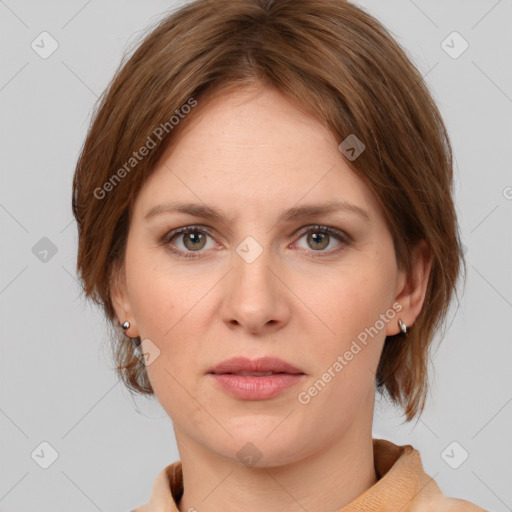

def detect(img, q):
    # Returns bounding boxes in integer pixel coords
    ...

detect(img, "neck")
[175,404,378,511]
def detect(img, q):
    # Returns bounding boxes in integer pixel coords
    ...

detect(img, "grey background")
[1,0,511,511]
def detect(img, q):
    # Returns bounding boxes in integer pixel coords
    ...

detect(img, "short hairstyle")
[72,0,465,422]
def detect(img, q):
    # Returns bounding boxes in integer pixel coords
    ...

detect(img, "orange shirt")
[131,438,487,511]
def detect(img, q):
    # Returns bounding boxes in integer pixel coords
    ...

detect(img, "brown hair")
[72,0,465,422]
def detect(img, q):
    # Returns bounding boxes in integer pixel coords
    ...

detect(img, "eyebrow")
[144,200,370,223]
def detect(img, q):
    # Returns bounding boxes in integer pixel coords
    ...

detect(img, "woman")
[72,0,486,510]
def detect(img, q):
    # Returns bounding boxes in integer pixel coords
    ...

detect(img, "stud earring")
[398,318,407,335]
[121,320,130,331]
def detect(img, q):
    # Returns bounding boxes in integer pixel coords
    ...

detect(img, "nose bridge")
[233,234,275,299]
[222,233,288,332]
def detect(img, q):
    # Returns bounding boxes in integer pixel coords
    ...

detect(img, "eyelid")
[161,224,215,241]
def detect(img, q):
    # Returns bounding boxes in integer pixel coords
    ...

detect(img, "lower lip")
[208,373,305,400]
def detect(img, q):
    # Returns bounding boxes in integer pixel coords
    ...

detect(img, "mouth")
[207,357,306,400]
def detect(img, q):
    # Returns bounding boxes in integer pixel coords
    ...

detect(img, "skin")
[111,83,432,511]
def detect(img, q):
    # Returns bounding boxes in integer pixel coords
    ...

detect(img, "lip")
[207,356,306,400]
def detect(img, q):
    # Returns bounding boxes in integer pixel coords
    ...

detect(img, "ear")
[110,261,139,338]
[386,240,433,336]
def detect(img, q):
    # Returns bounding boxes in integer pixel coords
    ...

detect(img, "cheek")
[124,246,215,390]
[293,258,394,406]
[125,254,210,425]
[125,244,204,339]
[295,261,393,348]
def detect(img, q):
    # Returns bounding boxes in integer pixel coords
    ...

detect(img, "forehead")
[133,86,381,224]
[169,85,334,151]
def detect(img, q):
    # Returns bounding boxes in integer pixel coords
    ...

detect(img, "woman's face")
[113,85,411,466]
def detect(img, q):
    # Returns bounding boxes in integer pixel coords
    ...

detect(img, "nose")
[220,244,291,335]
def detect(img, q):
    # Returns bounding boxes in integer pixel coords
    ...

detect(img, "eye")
[161,226,217,258]
[293,225,350,255]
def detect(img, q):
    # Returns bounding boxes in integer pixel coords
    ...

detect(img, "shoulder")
[407,495,488,512]
[372,439,487,512]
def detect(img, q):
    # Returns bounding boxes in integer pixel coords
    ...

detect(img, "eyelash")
[160,224,352,259]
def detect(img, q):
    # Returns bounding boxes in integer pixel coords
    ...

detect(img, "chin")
[217,441,306,469]
[204,424,312,469]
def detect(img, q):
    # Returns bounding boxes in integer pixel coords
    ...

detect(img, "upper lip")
[208,356,304,375]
